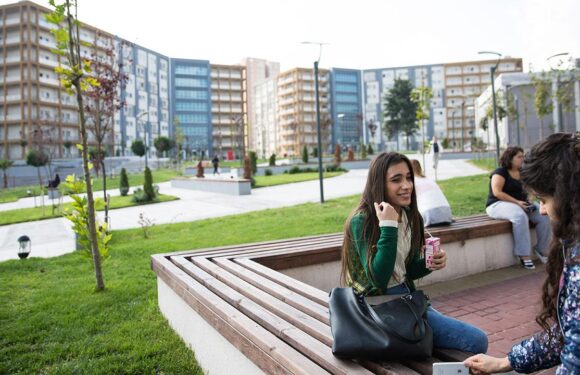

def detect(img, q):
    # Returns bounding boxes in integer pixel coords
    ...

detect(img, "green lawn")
[468,157,496,172]
[0,194,178,226]
[254,171,343,188]
[0,168,182,204]
[0,173,488,374]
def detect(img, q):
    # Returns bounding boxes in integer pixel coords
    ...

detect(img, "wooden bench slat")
[174,257,372,375]
[153,255,329,375]
[235,258,329,306]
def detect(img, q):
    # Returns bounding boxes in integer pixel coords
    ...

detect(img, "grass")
[0,168,182,204]
[254,171,343,188]
[0,194,178,226]
[0,173,488,373]
[439,174,488,216]
[468,157,496,172]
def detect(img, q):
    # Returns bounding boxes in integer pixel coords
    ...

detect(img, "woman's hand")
[374,202,399,222]
[516,200,530,210]
[464,354,511,374]
[430,249,447,270]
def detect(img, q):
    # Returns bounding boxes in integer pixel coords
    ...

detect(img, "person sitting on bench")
[47,173,60,188]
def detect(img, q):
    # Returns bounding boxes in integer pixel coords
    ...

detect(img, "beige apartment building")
[277,67,331,158]
[210,64,247,159]
[442,58,522,149]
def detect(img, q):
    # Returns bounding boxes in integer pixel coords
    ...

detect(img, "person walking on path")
[485,146,552,269]
[430,136,441,170]
[465,132,580,375]
[211,155,220,175]
[340,151,488,354]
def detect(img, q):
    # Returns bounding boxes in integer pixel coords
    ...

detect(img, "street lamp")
[137,111,149,169]
[547,52,570,132]
[478,51,502,164]
[302,41,328,204]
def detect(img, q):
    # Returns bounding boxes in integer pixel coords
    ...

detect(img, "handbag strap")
[362,292,427,344]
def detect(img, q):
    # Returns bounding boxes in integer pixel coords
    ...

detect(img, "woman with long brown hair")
[341,152,488,353]
[465,133,580,373]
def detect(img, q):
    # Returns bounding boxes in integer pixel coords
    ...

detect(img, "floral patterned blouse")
[508,241,580,374]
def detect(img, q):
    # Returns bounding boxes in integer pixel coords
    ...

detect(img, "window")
[176,89,208,100]
[177,113,208,124]
[176,101,208,111]
[175,77,208,88]
[175,65,208,75]
[335,73,357,83]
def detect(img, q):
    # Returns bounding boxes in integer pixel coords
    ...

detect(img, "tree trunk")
[3,171,7,188]
[395,130,400,151]
[539,117,544,140]
[102,158,109,228]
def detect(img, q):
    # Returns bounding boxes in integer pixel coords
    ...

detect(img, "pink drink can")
[425,237,441,268]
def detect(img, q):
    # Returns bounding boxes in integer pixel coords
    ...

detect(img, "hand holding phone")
[433,362,469,375]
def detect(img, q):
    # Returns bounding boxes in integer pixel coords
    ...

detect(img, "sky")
[5,0,580,72]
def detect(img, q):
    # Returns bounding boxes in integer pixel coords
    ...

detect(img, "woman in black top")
[485,147,551,269]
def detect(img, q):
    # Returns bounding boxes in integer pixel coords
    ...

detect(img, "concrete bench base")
[171,177,251,195]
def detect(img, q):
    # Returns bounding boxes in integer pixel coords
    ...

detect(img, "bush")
[131,188,148,203]
[312,147,318,158]
[347,147,354,161]
[334,144,342,165]
[301,145,309,164]
[360,144,367,159]
[326,164,347,172]
[143,167,155,201]
[119,168,129,196]
[269,153,276,166]
[249,151,258,175]
[367,143,374,155]
[288,166,301,174]
[264,169,273,176]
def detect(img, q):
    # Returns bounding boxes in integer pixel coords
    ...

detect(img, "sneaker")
[520,258,536,270]
[534,250,548,264]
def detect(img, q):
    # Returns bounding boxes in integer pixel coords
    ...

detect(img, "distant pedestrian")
[430,136,441,170]
[47,173,60,188]
[212,155,220,175]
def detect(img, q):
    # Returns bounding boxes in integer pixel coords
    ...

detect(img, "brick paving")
[432,271,557,374]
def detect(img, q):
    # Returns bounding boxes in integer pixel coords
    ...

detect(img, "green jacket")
[347,213,431,295]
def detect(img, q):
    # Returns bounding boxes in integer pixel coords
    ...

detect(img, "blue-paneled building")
[329,68,363,151]
[169,58,212,158]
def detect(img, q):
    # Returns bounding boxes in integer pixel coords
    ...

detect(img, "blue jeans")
[486,201,552,257]
[386,284,488,354]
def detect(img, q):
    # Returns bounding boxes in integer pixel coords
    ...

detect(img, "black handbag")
[328,288,433,360]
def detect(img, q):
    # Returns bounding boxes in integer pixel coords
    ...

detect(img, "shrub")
[248,151,258,175]
[301,145,309,164]
[119,168,129,196]
[334,144,342,165]
[326,164,347,172]
[131,188,149,203]
[269,153,276,166]
[288,166,301,174]
[143,167,155,201]
[312,147,318,158]
[265,169,273,176]
[196,161,204,178]
[243,155,251,179]
[360,144,367,159]
[367,143,374,155]
[347,147,354,161]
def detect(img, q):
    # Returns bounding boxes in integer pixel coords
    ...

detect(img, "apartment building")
[210,64,246,160]
[253,78,278,159]
[329,68,363,151]
[0,1,170,160]
[443,58,522,150]
[277,67,331,157]
[241,57,279,155]
[169,58,212,158]
[362,58,522,151]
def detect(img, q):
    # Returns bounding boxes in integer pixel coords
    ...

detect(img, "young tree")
[119,167,129,196]
[360,143,367,159]
[268,153,276,167]
[347,147,354,161]
[143,167,155,201]
[411,86,433,167]
[0,159,14,188]
[248,151,258,175]
[131,139,146,160]
[301,145,309,164]
[334,144,342,165]
[26,149,49,192]
[383,78,418,150]
[367,143,374,155]
[154,136,174,168]
[532,72,553,139]
[48,0,105,291]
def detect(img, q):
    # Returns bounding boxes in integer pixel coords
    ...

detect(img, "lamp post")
[302,41,328,204]
[137,111,149,169]
[478,51,502,164]
[547,52,570,133]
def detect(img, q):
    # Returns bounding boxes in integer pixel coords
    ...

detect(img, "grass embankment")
[0,168,182,204]
[254,171,343,188]
[0,194,178,226]
[0,173,489,374]
[468,157,496,172]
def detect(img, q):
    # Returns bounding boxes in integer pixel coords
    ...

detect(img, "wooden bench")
[151,214,531,374]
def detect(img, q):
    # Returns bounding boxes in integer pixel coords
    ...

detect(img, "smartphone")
[433,362,469,375]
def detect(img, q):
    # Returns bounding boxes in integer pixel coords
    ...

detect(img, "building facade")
[277,67,331,158]
[329,68,363,152]
[210,64,246,160]
[242,57,280,156]
[253,78,278,159]
[169,58,211,158]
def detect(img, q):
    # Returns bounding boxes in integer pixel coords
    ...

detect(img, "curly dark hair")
[520,132,580,336]
[499,146,524,169]
[340,152,424,288]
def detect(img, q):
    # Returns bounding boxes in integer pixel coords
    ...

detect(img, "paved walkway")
[429,267,556,374]
[0,156,486,262]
